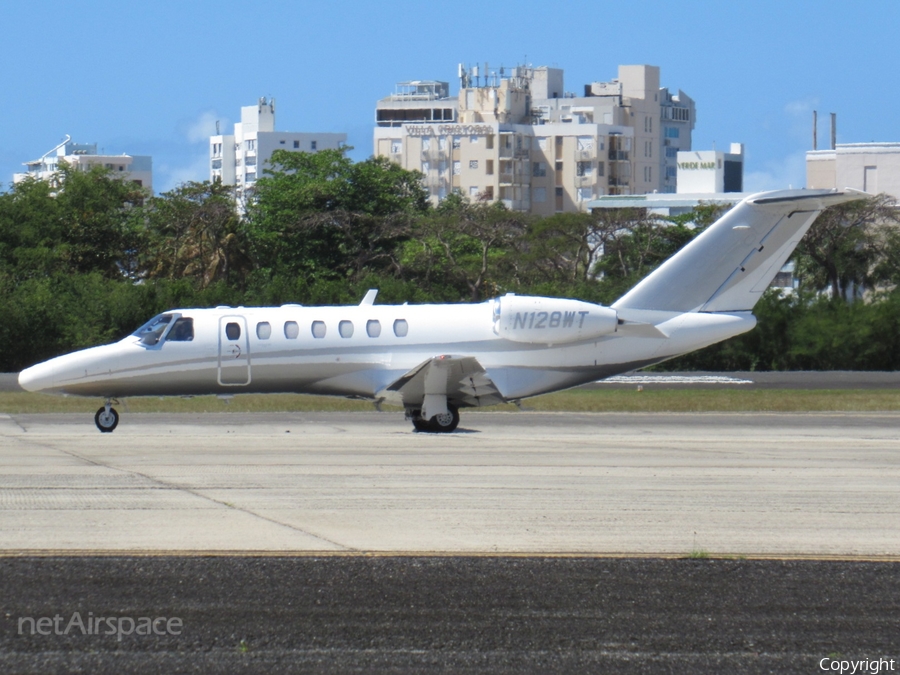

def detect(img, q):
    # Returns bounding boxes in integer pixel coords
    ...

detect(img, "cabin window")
[393,319,409,337]
[366,320,381,338]
[225,322,241,340]
[166,318,194,342]
[284,321,299,339]
[256,322,271,340]
[311,321,326,339]
[133,313,174,346]
[339,320,354,338]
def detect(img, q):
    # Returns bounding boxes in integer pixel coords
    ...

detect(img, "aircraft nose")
[18,361,56,393]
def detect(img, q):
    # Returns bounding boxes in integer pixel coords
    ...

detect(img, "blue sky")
[2,0,898,194]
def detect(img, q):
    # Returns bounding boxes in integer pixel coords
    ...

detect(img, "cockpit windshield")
[132,314,175,345]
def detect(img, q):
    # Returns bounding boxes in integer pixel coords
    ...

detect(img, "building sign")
[677,161,716,171]
[405,124,494,137]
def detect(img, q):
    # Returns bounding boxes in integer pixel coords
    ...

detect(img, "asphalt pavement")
[2,555,898,674]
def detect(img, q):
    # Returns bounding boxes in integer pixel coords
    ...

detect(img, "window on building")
[485,135,494,149]
[339,320,354,338]
[245,172,256,183]
[578,187,592,202]
[597,162,605,177]
[284,321,300,339]
[486,160,494,175]
[576,161,592,177]
[293,140,300,149]
[246,139,256,151]
[666,147,678,158]
[533,187,547,203]
[311,321,326,339]
[452,136,461,149]
[391,140,402,154]
[439,160,448,173]
[452,161,461,175]
[483,186,494,199]
[439,137,448,151]
[311,140,317,151]
[256,322,271,340]
[665,127,680,139]
[470,186,479,197]
[422,161,430,173]
[537,138,548,151]
[533,162,547,177]
[666,165,677,178]
[555,161,563,173]
[469,160,478,169]
[422,137,431,151]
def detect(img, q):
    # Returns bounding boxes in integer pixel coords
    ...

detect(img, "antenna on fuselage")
[359,289,378,306]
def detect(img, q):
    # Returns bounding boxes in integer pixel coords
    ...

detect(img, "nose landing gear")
[94,401,119,433]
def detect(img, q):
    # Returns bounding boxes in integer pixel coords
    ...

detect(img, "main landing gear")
[408,406,460,433]
[95,400,119,433]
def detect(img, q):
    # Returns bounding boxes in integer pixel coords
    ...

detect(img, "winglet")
[359,289,378,306]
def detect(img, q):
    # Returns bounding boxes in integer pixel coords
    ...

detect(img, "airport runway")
[1,411,898,556]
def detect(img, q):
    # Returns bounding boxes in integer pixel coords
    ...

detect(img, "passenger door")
[218,316,251,386]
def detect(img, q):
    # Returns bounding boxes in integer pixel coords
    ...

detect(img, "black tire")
[428,406,460,433]
[95,406,119,433]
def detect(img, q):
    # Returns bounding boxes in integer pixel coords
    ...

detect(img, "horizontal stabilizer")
[612,189,868,313]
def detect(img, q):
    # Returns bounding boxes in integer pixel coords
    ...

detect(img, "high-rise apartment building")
[373,64,694,214]
[14,136,153,192]
[210,97,346,206]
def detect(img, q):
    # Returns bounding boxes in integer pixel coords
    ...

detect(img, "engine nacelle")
[493,294,619,344]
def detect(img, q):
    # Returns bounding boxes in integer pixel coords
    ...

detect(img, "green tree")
[245,149,428,282]
[793,194,900,300]
[139,181,251,289]
[398,199,528,302]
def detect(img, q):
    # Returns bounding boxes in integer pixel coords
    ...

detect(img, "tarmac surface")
[2,409,898,672]
[1,410,899,556]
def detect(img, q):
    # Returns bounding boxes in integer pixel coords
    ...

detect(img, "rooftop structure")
[13,136,153,192]
[808,143,900,199]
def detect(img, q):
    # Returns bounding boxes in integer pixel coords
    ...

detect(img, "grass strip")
[2,389,900,414]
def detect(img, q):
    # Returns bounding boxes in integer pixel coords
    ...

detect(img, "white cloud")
[784,98,818,118]
[156,153,211,193]
[184,111,225,144]
[744,151,808,192]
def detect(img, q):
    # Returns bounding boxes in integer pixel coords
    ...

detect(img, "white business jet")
[19,188,862,433]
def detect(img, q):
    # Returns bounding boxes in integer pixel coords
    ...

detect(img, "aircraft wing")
[379,355,506,409]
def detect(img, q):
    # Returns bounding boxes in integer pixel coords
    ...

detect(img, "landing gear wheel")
[95,406,119,433]
[410,410,431,432]
[428,406,460,433]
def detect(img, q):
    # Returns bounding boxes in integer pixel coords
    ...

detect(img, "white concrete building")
[374,64,695,215]
[14,136,153,192]
[676,144,744,194]
[210,97,347,206]
[807,143,900,199]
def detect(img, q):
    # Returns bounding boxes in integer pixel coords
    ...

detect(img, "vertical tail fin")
[612,188,867,313]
